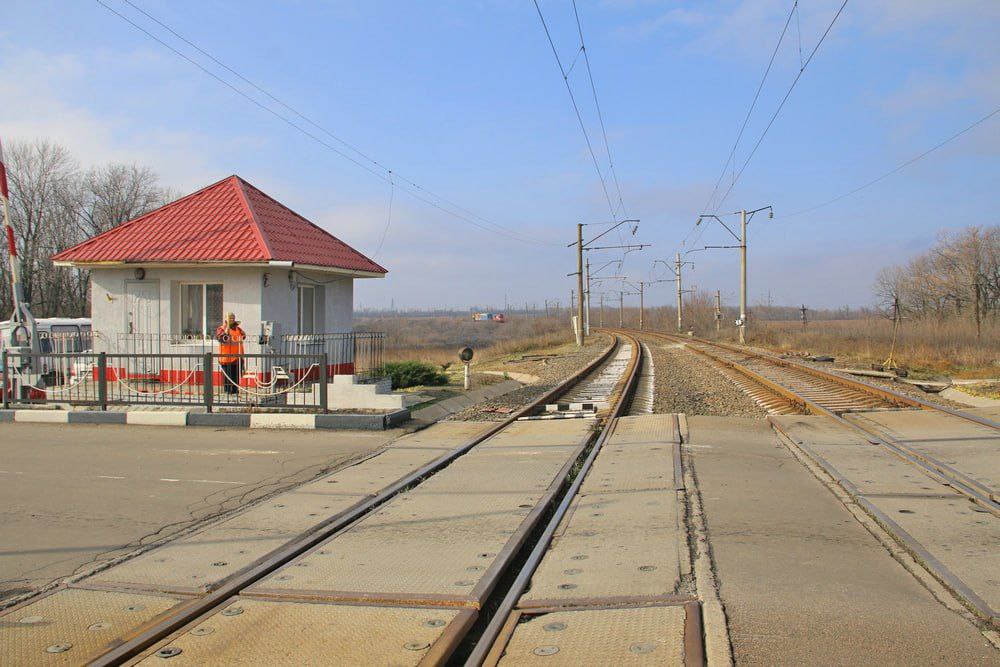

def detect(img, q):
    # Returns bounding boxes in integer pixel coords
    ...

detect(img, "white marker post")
[459,346,474,391]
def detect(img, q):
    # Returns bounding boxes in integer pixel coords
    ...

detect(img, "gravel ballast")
[643,336,767,418]
[447,336,611,421]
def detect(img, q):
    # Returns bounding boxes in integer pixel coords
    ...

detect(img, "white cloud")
[0,47,245,192]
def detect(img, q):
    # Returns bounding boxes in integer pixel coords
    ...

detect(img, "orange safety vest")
[216,325,246,364]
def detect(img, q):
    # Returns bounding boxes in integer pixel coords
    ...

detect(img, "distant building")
[52,175,387,352]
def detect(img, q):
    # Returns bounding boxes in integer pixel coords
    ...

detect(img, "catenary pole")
[675,252,683,332]
[576,223,584,345]
[739,209,748,344]
[638,282,644,331]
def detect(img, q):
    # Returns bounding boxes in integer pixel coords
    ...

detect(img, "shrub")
[379,361,449,389]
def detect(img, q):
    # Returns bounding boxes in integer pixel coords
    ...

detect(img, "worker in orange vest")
[216,312,246,396]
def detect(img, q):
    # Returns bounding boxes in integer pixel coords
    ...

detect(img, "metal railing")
[280,331,384,381]
[112,331,385,382]
[116,333,260,356]
[2,351,328,412]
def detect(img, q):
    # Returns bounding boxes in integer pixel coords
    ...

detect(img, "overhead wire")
[781,106,1000,219]
[97,0,557,247]
[532,0,619,222]
[702,1,798,216]
[373,172,395,258]
[713,0,850,213]
[572,0,628,221]
[680,0,848,256]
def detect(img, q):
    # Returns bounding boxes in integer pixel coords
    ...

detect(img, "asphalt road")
[0,423,397,601]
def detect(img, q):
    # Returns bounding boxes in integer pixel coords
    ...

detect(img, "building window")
[180,283,223,337]
[298,285,315,334]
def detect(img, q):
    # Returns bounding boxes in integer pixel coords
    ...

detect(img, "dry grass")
[356,314,573,368]
[743,318,998,378]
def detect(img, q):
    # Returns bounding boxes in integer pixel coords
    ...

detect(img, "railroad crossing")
[1,331,997,664]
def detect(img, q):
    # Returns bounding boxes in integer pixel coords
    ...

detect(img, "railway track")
[638,330,999,511]
[633,329,1000,628]
[2,332,655,665]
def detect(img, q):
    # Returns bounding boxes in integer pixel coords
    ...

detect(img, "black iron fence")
[1,351,329,412]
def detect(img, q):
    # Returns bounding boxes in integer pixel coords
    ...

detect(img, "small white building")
[52,175,387,357]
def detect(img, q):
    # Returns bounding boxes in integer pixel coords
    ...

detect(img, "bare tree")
[1,139,171,318]
[78,163,171,237]
[873,225,999,321]
[1,139,81,317]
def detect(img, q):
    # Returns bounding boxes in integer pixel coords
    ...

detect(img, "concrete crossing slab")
[291,447,443,497]
[133,598,473,666]
[88,491,370,594]
[689,415,996,664]
[772,415,952,496]
[246,490,547,607]
[519,490,682,605]
[847,410,999,497]
[487,603,696,666]
[580,443,677,494]
[418,447,579,494]
[478,419,595,449]
[861,494,1000,619]
[607,413,679,445]
[388,421,495,450]
[0,588,189,664]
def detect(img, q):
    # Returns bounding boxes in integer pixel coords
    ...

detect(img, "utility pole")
[715,290,722,332]
[698,205,772,345]
[599,293,605,327]
[675,252,683,332]
[638,282,645,331]
[575,223,585,346]
[584,257,591,336]
[739,209,748,344]
[619,291,624,328]
[800,304,808,330]
[570,219,645,336]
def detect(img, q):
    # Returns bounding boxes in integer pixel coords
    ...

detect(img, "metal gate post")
[1,349,8,409]
[97,352,108,411]
[319,353,328,412]
[203,353,214,413]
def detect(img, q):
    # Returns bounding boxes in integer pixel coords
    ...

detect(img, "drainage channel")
[0,334,631,665]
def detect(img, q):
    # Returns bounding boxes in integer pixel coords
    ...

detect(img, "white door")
[124,281,160,371]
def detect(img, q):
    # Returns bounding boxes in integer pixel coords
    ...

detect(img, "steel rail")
[695,335,998,430]
[87,334,626,666]
[464,331,644,666]
[638,330,999,516]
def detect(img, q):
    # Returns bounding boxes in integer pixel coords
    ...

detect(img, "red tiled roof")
[52,175,387,275]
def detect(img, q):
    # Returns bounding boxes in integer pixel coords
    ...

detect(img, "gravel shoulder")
[446,335,612,421]
[643,336,766,418]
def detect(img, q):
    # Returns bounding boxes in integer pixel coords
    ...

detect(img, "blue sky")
[2,0,997,309]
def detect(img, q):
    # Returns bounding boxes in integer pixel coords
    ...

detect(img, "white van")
[0,317,93,353]
[1,318,93,388]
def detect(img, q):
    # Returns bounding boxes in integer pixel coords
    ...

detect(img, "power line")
[96,0,557,247]
[781,106,1000,219]
[703,1,798,215]
[532,0,618,221]
[571,0,628,220]
[373,172,395,258]
[713,0,850,212]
